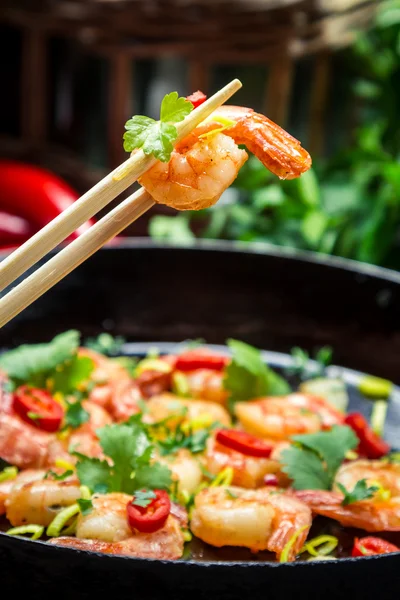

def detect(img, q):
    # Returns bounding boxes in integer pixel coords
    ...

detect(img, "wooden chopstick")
[0,78,242,293]
[0,78,243,328]
[0,188,154,329]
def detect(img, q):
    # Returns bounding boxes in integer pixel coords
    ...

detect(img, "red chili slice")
[127,489,171,534]
[344,412,390,459]
[13,385,64,432]
[216,429,273,458]
[352,536,399,557]
[186,91,207,108]
[175,350,229,372]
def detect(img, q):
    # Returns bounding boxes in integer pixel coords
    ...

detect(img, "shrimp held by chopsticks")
[139,103,312,211]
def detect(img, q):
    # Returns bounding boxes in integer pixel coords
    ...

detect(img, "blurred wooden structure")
[0,0,379,203]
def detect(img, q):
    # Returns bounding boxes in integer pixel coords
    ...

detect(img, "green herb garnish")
[123,92,193,162]
[84,333,126,357]
[337,479,379,505]
[281,425,358,490]
[44,469,74,481]
[132,489,157,508]
[77,498,94,516]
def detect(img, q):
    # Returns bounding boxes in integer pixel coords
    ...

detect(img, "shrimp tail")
[216,106,312,180]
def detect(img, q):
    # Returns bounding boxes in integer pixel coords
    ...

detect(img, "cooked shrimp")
[205,434,282,489]
[139,105,311,212]
[146,393,231,428]
[49,492,186,560]
[296,489,400,532]
[139,132,248,210]
[190,486,311,560]
[182,369,228,405]
[0,469,45,515]
[157,449,203,495]
[0,412,55,469]
[334,459,400,497]
[235,394,344,441]
[5,473,81,526]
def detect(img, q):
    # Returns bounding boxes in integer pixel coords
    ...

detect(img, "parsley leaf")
[281,425,358,490]
[337,479,379,505]
[223,339,290,408]
[123,92,193,162]
[84,333,126,356]
[132,489,156,508]
[50,355,94,396]
[0,330,80,388]
[75,420,172,495]
[77,498,93,516]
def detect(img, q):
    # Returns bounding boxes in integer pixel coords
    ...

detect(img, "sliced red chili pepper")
[216,429,273,458]
[264,474,279,486]
[352,536,399,557]
[344,412,390,459]
[186,91,207,108]
[127,489,171,534]
[175,350,229,372]
[13,385,64,432]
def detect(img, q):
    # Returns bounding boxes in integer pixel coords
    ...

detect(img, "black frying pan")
[1,239,400,600]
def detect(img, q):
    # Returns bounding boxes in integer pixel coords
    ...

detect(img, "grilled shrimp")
[157,449,203,495]
[146,393,231,428]
[190,486,311,560]
[5,473,81,526]
[296,459,400,532]
[49,492,186,559]
[139,132,248,210]
[0,469,45,515]
[182,369,228,405]
[235,394,344,441]
[205,434,282,489]
[139,105,311,211]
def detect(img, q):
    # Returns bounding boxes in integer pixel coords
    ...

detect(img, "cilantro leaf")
[64,396,90,429]
[160,92,193,123]
[77,498,93,516]
[134,463,172,492]
[51,355,94,396]
[75,455,112,494]
[157,424,211,456]
[0,330,80,387]
[132,489,156,508]
[84,333,126,356]
[281,425,358,490]
[123,92,193,162]
[337,479,379,505]
[224,339,290,408]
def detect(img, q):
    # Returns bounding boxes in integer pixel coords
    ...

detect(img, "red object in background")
[174,350,230,372]
[352,537,399,557]
[344,412,390,459]
[186,91,207,108]
[0,161,91,250]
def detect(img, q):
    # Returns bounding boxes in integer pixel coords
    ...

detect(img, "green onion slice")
[46,503,80,537]
[280,525,308,563]
[7,524,44,541]
[300,535,338,557]
[210,467,234,487]
[0,466,18,483]
[370,400,388,437]
[358,376,392,400]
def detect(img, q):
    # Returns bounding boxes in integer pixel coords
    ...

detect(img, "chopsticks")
[0,78,242,329]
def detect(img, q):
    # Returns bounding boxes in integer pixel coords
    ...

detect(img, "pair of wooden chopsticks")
[0,79,242,329]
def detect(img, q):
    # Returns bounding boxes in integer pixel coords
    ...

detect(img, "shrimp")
[139,105,311,212]
[296,459,400,532]
[157,449,203,495]
[190,486,311,560]
[235,394,344,441]
[205,434,282,489]
[182,369,228,405]
[49,492,186,560]
[146,393,231,429]
[5,473,81,526]
[0,412,55,469]
[139,132,248,211]
[0,469,45,515]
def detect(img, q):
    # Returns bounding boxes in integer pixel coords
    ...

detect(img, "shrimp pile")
[0,333,398,563]
[139,104,311,211]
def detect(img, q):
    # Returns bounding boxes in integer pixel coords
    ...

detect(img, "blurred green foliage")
[149,1,400,268]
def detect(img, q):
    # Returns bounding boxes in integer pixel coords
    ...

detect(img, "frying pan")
[1,239,400,600]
